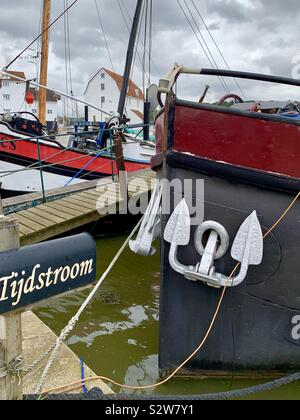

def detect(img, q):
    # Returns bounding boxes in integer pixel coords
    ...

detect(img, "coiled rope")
[0,356,24,385]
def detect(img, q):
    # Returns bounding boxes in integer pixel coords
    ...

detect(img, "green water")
[35,235,299,400]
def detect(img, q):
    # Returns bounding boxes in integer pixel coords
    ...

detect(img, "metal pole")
[117,0,144,119]
[0,192,22,400]
[37,139,46,202]
[143,101,150,141]
[84,106,89,133]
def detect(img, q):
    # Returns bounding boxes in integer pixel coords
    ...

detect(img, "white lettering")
[36,273,46,291]
[53,267,63,285]
[11,279,25,306]
[24,264,40,294]
[0,273,15,302]
[80,260,93,276]
[61,266,71,282]
[45,267,54,287]
[70,263,80,279]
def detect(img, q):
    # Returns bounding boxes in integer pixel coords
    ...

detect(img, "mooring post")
[0,193,22,400]
[114,134,128,213]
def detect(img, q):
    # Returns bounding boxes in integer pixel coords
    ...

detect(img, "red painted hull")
[155,102,300,180]
[0,133,149,177]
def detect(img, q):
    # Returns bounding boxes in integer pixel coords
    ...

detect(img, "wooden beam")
[38,0,51,126]
[0,217,22,400]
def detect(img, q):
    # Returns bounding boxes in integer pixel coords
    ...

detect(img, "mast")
[117,0,144,121]
[38,0,51,126]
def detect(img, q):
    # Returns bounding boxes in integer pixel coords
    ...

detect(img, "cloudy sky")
[1,0,300,111]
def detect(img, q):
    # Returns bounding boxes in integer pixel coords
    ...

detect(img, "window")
[101,73,105,79]
[3,94,10,101]
[101,96,105,104]
[2,81,9,87]
[47,109,53,115]
[101,83,105,91]
[3,109,10,113]
[32,109,37,114]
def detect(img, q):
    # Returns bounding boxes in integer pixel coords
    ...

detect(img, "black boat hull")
[158,157,300,378]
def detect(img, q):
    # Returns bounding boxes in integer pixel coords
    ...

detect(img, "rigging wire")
[36,0,44,82]
[191,0,247,100]
[148,0,153,88]
[94,0,115,73]
[63,0,70,124]
[66,0,76,119]
[124,0,147,115]
[143,0,149,96]
[118,0,161,78]
[177,0,230,95]
[4,0,79,71]
[117,0,147,81]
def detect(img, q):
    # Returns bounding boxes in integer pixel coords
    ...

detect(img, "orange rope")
[42,191,300,395]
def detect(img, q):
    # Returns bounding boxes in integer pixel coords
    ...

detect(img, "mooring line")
[33,216,144,395]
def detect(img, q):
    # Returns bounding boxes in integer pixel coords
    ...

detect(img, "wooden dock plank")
[53,199,91,215]
[26,207,66,225]
[61,197,97,212]
[17,223,36,237]
[35,204,76,221]
[46,201,83,217]
[17,211,53,229]
[11,169,156,245]
[15,213,47,233]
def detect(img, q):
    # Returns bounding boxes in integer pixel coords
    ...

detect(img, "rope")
[33,217,143,394]
[31,371,300,400]
[0,356,24,385]
[23,345,56,376]
[4,0,79,71]
[40,190,300,397]
[0,366,7,380]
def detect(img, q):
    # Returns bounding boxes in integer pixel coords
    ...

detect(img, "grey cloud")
[0,0,300,105]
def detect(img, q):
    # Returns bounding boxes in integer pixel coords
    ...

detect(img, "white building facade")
[0,71,60,123]
[84,68,144,125]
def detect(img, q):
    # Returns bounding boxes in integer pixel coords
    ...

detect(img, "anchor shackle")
[195,221,230,260]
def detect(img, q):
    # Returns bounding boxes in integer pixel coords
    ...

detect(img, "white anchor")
[129,182,162,256]
[164,199,264,288]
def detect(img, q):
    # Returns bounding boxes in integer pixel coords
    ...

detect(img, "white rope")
[23,344,56,376]
[34,217,143,395]
[0,365,7,379]
[0,356,24,384]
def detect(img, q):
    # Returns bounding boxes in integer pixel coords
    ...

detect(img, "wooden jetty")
[3,169,155,246]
